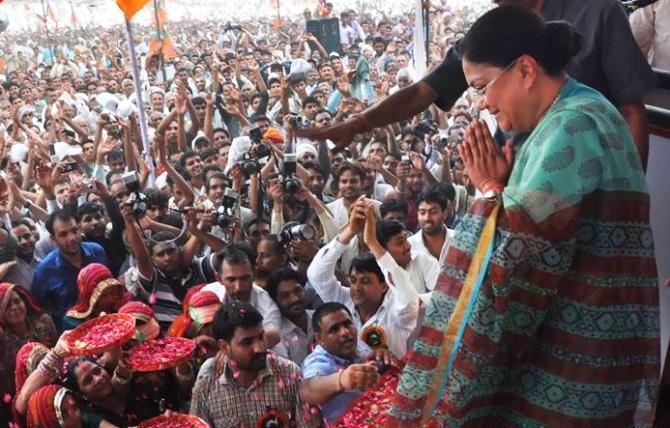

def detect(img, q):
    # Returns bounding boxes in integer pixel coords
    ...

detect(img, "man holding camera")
[121,200,223,327]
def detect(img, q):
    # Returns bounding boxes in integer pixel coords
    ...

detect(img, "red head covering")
[119,301,160,343]
[167,285,209,337]
[15,342,49,395]
[66,263,123,319]
[0,283,44,326]
[27,384,69,428]
[263,127,284,145]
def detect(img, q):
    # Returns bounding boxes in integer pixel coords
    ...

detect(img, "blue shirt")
[31,242,108,331]
[301,345,361,424]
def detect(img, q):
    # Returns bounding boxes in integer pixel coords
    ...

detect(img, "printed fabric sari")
[388,78,659,427]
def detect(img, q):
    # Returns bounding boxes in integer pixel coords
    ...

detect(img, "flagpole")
[124,19,156,187]
[152,0,167,82]
[40,0,55,66]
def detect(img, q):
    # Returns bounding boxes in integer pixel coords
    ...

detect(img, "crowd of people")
[0,0,664,427]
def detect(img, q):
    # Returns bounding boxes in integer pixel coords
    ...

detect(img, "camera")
[238,153,260,176]
[121,171,141,193]
[288,115,310,129]
[225,23,242,31]
[237,142,271,176]
[279,222,315,244]
[249,125,264,144]
[100,111,117,123]
[282,153,300,194]
[415,120,438,139]
[255,142,272,159]
[435,135,461,151]
[121,171,147,219]
[79,179,96,193]
[216,188,238,229]
[59,161,78,174]
[108,125,123,139]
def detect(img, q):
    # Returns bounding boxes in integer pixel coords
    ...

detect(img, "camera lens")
[132,200,147,219]
[255,143,271,158]
[217,212,231,228]
[284,178,300,194]
[241,160,258,175]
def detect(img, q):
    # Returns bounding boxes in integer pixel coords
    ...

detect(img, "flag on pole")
[148,0,179,60]
[70,2,78,27]
[116,0,151,20]
[47,3,58,27]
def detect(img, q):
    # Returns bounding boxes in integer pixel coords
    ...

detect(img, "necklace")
[537,87,562,125]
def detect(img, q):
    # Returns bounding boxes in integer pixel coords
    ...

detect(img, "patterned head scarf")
[15,342,49,395]
[118,301,161,343]
[187,291,221,328]
[166,284,206,337]
[66,263,123,319]
[27,384,71,428]
[0,282,44,326]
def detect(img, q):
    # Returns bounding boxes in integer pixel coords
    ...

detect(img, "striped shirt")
[137,254,217,326]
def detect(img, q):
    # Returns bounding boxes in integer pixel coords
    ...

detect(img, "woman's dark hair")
[65,357,98,392]
[461,6,582,75]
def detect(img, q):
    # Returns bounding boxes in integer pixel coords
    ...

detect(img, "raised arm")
[155,133,195,206]
[298,80,438,151]
[121,202,153,279]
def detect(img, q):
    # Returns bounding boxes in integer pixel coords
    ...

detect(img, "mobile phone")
[59,161,78,174]
[48,144,60,164]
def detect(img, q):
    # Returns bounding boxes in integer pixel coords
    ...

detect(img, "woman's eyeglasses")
[471,57,519,98]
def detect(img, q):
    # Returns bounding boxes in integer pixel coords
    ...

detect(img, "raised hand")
[347,195,367,235]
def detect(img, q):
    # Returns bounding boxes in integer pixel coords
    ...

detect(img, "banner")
[116,0,151,20]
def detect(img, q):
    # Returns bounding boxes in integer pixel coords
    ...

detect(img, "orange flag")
[116,0,151,20]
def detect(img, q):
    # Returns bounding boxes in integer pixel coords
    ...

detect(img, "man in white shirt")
[362,204,439,304]
[307,200,419,358]
[201,248,282,348]
[339,11,366,45]
[327,162,380,229]
[265,267,314,365]
[407,185,456,266]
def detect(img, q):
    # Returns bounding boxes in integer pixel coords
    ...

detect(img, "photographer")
[121,200,220,327]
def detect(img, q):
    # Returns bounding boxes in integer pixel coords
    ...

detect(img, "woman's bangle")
[479,179,505,195]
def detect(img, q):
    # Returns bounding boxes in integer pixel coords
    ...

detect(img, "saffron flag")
[116,0,151,20]
[147,0,179,60]
[47,3,58,27]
